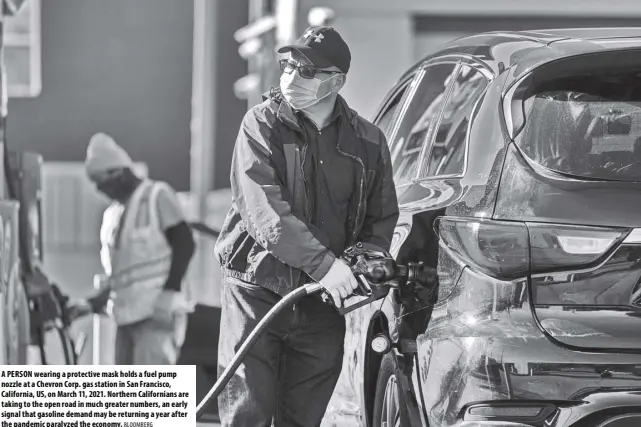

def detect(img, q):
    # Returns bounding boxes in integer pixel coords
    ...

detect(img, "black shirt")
[298,105,355,258]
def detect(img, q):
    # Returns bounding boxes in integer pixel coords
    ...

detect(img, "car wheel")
[372,352,409,427]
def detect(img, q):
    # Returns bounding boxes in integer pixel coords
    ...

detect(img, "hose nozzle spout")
[406,261,438,287]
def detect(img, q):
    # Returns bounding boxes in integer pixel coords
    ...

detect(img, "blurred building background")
[2,0,248,304]
[6,0,247,192]
[2,0,641,422]
[7,0,641,211]
[2,0,641,359]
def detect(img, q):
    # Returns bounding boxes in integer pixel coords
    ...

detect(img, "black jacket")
[214,89,399,296]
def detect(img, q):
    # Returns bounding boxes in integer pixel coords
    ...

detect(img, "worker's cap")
[278,26,351,74]
[85,133,134,181]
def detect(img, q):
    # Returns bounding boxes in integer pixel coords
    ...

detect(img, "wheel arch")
[363,309,392,426]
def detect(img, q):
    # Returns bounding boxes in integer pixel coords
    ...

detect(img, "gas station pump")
[0,0,82,365]
[0,0,31,366]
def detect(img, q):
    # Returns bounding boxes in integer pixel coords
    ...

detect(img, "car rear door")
[400,60,494,421]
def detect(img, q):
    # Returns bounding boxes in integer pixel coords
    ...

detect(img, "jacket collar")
[263,88,360,134]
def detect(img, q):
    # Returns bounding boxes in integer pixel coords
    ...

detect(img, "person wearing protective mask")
[85,133,196,365]
[215,26,399,426]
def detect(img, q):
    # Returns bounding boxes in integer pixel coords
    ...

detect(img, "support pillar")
[190,0,217,303]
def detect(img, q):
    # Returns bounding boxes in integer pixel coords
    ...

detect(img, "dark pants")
[217,276,346,427]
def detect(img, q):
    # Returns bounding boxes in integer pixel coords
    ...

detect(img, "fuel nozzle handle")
[337,242,439,315]
[351,255,399,284]
[345,244,438,286]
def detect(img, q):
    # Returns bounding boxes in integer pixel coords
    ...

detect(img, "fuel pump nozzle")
[336,242,438,315]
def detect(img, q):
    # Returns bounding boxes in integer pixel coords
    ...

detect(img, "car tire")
[372,352,410,427]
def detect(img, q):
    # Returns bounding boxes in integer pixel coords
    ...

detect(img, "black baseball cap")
[278,26,351,74]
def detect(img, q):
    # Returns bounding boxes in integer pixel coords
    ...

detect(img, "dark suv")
[324,28,641,427]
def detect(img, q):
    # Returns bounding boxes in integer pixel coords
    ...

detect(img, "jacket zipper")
[289,141,307,293]
[336,145,365,243]
[296,131,310,299]
[300,143,310,219]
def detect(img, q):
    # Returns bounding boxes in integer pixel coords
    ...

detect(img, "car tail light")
[528,223,627,274]
[556,235,614,255]
[435,218,529,280]
[435,217,629,280]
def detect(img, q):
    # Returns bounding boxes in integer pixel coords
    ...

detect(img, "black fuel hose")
[196,282,325,420]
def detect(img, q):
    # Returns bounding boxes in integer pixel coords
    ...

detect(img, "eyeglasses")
[279,59,342,80]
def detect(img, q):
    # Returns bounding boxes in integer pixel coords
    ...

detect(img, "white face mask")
[279,71,339,110]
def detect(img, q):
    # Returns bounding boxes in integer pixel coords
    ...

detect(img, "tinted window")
[388,63,459,185]
[517,71,641,182]
[375,84,408,139]
[421,65,489,177]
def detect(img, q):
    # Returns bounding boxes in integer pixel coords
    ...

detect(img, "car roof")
[402,27,641,81]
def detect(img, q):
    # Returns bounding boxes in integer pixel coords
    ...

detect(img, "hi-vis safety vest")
[100,179,194,325]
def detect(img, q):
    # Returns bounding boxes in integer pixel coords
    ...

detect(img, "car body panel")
[400,34,551,80]
[440,69,509,219]
[532,27,641,40]
[323,304,375,426]
[402,28,641,87]
[495,144,641,228]
[415,265,641,426]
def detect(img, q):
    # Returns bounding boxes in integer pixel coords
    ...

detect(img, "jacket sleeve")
[231,109,336,282]
[162,222,196,292]
[358,129,400,252]
[99,205,115,277]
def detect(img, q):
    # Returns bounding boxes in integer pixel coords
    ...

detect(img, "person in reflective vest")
[85,133,196,364]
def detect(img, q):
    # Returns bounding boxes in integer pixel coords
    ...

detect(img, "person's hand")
[87,286,112,314]
[153,289,180,323]
[319,258,359,308]
[64,299,92,322]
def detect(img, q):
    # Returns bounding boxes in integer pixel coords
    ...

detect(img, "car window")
[517,70,641,182]
[388,63,459,185]
[420,65,489,177]
[375,82,410,139]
